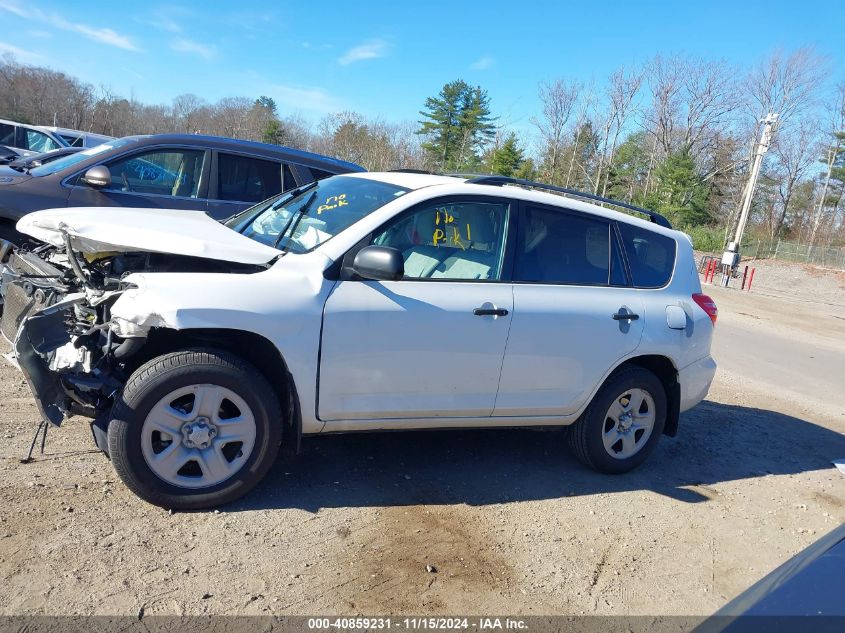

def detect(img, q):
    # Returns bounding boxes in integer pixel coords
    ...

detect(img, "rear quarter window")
[618,222,677,288]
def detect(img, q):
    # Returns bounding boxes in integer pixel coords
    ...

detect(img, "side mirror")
[80,165,111,188]
[351,246,404,281]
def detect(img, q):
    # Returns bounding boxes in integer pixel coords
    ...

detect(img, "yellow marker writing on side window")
[435,208,454,225]
[433,228,445,245]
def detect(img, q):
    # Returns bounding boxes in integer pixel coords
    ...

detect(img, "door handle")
[474,307,509,317]
[612,311,639,321]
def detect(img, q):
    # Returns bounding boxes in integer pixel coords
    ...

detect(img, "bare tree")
[594,66,643,196]
[744,47,827,129]
[644,54,684,156]
[808,82,845,246]
[532,79,580,184]
[644,55,739,157]
[172,94,206,134]
[766,120,820,240]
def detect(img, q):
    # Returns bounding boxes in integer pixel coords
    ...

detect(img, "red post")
[709,259,717,284]
[741,265,748,290]
[705,259,715,283]
[747,267,756,292]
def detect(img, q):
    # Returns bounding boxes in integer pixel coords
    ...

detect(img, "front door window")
[373,200,510,281]
[103,149,205,198]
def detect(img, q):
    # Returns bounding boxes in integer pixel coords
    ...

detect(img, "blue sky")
[1,0,843,132]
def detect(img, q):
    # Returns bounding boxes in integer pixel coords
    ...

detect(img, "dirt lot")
[0,258,843,616]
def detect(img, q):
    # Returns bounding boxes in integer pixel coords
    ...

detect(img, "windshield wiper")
[271,180,317,212]
[222,180,318,227]
[273,189,318,251]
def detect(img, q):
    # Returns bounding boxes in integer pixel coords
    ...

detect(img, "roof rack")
[389,168,436,174]
[465,175,672,229]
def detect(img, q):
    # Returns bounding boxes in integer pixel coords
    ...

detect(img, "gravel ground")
[697,252,845,308]
[0,259,843,616]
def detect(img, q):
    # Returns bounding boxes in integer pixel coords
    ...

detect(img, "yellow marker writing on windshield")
[317,193,348,214]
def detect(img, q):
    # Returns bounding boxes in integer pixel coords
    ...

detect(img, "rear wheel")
[568,367,666,474]
[108,349,282,510]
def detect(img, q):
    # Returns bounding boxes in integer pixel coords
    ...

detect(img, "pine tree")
[644,148,709,226]
[490,132,525,177]
[514,158,537,180]
[418,80,496,170]
[605,131,651,203]
[262,119,285,145]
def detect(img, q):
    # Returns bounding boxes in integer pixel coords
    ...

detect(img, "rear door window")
[19,128,62,153]
[216,154,289,203]
[617,222,677,288]
[0,123,14,147]
[514,206,613,285]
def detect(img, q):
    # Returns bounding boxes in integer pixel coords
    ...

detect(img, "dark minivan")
[0,133,363,242]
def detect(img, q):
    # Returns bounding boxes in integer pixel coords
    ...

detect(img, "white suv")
[0,172,717,509]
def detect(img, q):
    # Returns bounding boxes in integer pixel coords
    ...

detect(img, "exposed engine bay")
[0,237,263,428]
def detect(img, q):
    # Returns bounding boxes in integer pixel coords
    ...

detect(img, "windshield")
[227,175,409,253]
[28,137,138,177]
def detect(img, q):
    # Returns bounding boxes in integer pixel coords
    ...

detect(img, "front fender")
[109,267,336,436]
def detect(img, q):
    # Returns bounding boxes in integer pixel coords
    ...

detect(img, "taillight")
[692,293,718,326]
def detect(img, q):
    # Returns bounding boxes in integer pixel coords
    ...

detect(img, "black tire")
[108,349,283,510]
[568,366,666,474]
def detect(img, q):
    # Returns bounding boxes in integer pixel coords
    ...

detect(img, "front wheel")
[568,366,666,474]
[108,349,283,510]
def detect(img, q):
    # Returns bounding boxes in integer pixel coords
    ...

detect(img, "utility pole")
[730,113,778,251]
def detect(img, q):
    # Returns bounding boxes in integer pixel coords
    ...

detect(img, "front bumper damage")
[1,246,143,432]
[13,294,86,425]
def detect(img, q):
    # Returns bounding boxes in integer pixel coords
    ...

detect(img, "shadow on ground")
[230,400,845,513]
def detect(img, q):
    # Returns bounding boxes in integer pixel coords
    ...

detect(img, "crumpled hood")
[16,206,282,265]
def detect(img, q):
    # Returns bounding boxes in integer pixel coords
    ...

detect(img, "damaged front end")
[1,239,145,434]
[1,233,263,451]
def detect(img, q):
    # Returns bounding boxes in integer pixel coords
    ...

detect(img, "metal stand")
[21,420,49,464]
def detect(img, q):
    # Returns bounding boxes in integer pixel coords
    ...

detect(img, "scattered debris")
[425,564,437,573]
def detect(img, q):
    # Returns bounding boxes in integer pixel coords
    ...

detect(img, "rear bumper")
[679,355,716,413]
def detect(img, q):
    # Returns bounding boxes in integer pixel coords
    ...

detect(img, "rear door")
[66,146,210,212]
[206,151,297,220]
[493,203,644,417]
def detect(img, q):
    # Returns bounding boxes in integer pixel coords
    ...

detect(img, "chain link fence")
[731,239,845,270]
[699,240,845,271]
[770,240,845,270]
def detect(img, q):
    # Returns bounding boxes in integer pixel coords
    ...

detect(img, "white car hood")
[16,206,281,265]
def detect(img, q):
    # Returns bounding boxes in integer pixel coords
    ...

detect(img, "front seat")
[402,211,454,278]
[431,207,499,280]
[171,155,199,198]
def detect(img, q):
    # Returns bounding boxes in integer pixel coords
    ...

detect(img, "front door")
[494,204,644,417]
[318,198,514,421]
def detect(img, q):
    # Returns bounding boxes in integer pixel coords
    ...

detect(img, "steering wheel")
[121,171,130,192]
